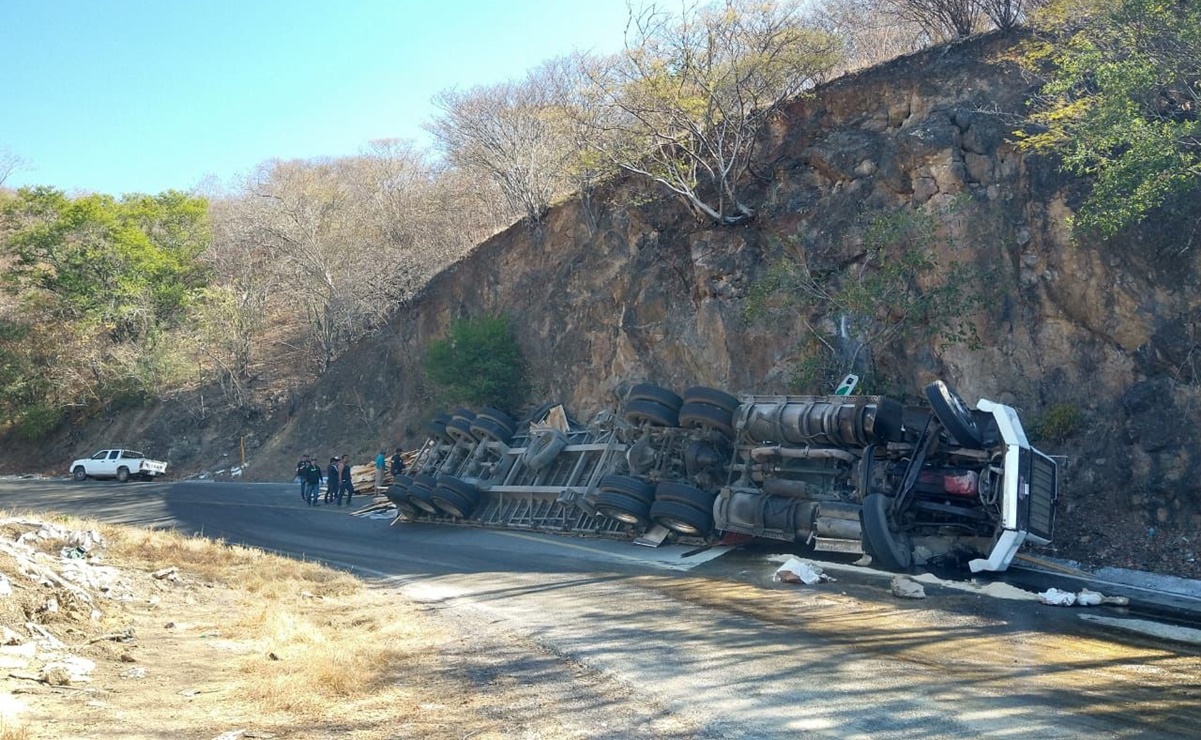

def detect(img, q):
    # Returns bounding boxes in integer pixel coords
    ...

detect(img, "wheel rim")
[657,517,701,535]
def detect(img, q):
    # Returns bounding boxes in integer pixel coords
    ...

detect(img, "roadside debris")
[773,557,835,585]
[890,576,927,599]
[1038,588,1130,607]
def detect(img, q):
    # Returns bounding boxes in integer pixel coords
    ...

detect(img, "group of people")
[295,448,406,508]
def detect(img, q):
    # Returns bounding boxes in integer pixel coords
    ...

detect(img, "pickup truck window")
[120,451,143,459]
[108,450,120,460]
[92,451,109,460]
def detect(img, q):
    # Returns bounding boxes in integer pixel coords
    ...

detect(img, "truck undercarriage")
[388,381,1057,573]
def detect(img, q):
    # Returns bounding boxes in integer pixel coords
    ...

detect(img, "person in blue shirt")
[374,449,387,493]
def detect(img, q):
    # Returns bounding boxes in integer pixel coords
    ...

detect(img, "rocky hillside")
[19,32,1201,578]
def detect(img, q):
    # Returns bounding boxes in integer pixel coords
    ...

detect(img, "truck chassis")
[388,382,1057,573]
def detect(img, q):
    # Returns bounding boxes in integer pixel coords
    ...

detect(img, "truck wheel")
[406,483,440,515]
[445,417,478,445]
[682,386,740,415]
[650,499,713,536]
[523,429,568,470]
[654,481,716,511]
[470,417,513,445]
[925,381,984,449]
[598,475,655,506]
[861,494,912,571]
[476,407,517,436]
[678,402,735,438]
[594,491,651,527]
[623,399,679,428]
[427,412,454,443]
[72,466,87,482]
[431,486,476,518]
[628,384,683,412]
[116,467,130,483]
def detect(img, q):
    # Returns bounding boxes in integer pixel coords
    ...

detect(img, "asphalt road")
[11,477,1201,738]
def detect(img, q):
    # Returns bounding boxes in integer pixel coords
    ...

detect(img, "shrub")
[1031,402,1081,443]
[424,315,528,410]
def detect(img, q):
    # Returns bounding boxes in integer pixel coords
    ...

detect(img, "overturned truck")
[387,381,1057,573]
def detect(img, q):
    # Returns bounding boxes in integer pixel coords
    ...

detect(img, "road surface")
[11,477,1201,738]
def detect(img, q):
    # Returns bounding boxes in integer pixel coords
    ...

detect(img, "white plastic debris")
[890,575,927,599]
[1039,588,1077,606]
[773,557,835,585]
[1076,588,1104,606]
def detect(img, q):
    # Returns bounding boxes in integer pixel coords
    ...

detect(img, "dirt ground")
[0,513,699,740]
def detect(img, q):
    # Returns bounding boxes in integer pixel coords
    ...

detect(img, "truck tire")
[406,482,439,515]
[523,429,568,470]
[628,384,683,412]
[432,486,476,518]
[116,467,130,483]
[861,493,912,571]
[476,407,517,436]
[678,402,735,438]
[72,466,87,482]
[623,399,679,428]
[470,417,513,445]
[594,491,651,527]
[925,381,984,449]
[654,481,715,511]
[427,413,454,443]
[598,475,655,506]
[650,499,713,536]
[436,475,479,502]
[682,386,740,415]
[445,417,478,445]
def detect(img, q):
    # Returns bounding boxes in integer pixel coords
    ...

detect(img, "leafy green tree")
[1019,0,1201,237]
[0,187,211,435]
[424,316,528,409]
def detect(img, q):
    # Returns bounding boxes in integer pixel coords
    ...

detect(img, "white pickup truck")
[69,449,168,482]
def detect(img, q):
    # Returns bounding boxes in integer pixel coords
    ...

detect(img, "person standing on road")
[325,457,339,505]
[390,447,405,478]
[295,455,311,502]
[303,458,323,506]
[374,449,387,493]
[338,454,354,506]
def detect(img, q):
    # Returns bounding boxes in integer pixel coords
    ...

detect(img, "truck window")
[108,450,120,460]
[92,451,108,460]
[120,451,143,459]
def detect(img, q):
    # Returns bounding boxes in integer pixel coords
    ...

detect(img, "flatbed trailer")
[385,381,1057,573]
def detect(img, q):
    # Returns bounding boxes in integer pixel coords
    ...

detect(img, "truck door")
[96,450,120,476]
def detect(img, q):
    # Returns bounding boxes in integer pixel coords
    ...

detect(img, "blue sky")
[0,0,632,195]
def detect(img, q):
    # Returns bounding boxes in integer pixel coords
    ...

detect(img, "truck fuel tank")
[737,395,906,449]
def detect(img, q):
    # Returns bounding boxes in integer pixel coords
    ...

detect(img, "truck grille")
[1025,450,1057,542]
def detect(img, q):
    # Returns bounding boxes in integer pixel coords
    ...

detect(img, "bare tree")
[882,0,983,39]
[976,0,1044,30]
[584,0,842,225]
[0,149,22,188]
[811,0,929,72]
[427,68,579,225]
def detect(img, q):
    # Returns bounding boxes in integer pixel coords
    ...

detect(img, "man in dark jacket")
[338,454,354,506]
[295,455,311,502]
[303,458,323,506]
[390,447,405,477]
[325,457,339,504]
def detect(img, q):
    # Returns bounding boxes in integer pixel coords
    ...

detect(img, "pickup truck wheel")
[623,399,679,428]
[925,381,984,449]
[650,499,713,536]
[72,466,87,482]
[628,384,683,412]
[682,386,741,415]
[594,491,651,527]
[678,402,735,438]
[861,493,912,571]
[116,467,130,483]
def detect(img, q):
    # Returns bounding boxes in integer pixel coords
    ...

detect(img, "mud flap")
[634,524,671,548]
